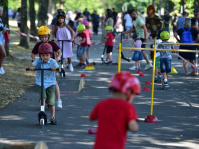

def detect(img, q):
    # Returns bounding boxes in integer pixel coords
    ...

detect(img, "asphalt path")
[0,33,199,149]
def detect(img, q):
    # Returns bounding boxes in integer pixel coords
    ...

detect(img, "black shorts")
[88,44,90,47]
[106,46,113,53]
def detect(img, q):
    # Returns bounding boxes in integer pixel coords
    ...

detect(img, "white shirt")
[124,14,133,27]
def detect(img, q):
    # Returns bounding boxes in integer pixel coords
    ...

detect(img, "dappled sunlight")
[0,115,25,120]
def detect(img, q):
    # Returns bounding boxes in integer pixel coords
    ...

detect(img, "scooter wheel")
[40,118,45,127]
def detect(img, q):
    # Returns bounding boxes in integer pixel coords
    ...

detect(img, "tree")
[29,0,37,42]
[0,0,9,56]
[37,0,48,26]
[19,0,29,48]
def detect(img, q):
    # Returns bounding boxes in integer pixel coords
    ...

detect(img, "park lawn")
[0,26,37,109]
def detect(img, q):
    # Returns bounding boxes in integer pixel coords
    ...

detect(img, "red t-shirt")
[32,41,60,59]
[106,32,114,46]
[77,32,88,47]
[89,98,138,149]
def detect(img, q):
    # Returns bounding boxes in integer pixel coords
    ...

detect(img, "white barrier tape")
[8,28,132,45]
[174,53,199,70]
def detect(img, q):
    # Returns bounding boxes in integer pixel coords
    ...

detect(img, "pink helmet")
[82,20,89,27]
[38,43,53,54]
[109,71,141,96]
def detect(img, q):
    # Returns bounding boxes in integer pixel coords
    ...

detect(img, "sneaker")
[129,65,136,70]
[69,63,74,72]
[81,64,86,68]
[74,63,81,68]
[144,63,153,71]
[107,61,112,65]
[0,67,5,74]
[163,81,169,86]
[50,117,57,125]
[57,99,62,108]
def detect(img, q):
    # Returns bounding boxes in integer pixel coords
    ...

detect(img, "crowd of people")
[1,5,199,149]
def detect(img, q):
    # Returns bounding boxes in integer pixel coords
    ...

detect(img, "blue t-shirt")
[176,27,198,49]
[32,58,59,89]
[177,17,186,29]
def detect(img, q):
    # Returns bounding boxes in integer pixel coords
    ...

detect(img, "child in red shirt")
[74,24,88,68]
[89,71,140,149]
[105,26,114,64]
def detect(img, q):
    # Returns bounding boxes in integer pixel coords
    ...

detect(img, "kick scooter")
[26,68,65,127]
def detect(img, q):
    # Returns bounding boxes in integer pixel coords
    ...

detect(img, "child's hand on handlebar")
[51,67,57,71]
[29,65,35,71]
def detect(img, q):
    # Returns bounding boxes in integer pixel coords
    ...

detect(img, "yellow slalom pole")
[118,43,122,73]
[150,39,157,115]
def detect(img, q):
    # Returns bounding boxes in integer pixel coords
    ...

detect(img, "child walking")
[29,43,61,125]
[89,71,140,149]
[52,9,75,72]
[152,33,163,83]
[74,24,88,68]
[129,33,143,71]
[31,26,63,108]
[158,31,175,87]
[82,20,92,63]
[105,26,115,64]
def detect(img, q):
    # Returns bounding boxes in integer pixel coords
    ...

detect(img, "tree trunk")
[0,0,9,56]
[152,0,156,9]
[37,0,49,26]
[181,0,185,13]
[19,0,29,48]
[29,0,37,42]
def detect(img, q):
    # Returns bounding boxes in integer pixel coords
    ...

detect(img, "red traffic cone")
[80,74,87,77]
[142,87,150,91]
[136,70,142,74]
[145,81,152,85]
[87,63,93,66]
[88,128,96,134]
[139,73,145,77]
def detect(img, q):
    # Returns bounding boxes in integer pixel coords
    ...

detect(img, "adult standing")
[112,8,118,32]
[15,8,21,29]
[171,14,178,34]
[101,9,114,43]
[83,8,91,22]
[123,9,153,71]
[176,11,188,30]
[191,8,199,30]
[174,18,199,76]
[124,10,133,39]
[0,6,6,74]
[91,10,100,35]
[162,11,171,33]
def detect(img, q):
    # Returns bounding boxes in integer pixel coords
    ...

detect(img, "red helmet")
[38,43,53,54]
[109,71,140,95]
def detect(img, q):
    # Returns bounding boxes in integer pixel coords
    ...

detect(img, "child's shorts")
[160,58,171,73]
[77,46,88,57]
[155,56,160,68]
[0,33,5,45]
[38,85,55,106]
[106,46,113,53]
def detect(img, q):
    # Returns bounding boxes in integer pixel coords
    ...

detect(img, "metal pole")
[118,43,122,73]
[150,39,157,115]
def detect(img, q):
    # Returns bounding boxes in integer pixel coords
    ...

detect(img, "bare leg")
[67,57,71,64]
[141,51,150,65]
[189,60,196,75]
[183,61,188,75]
[0,44,6,67]
[55,81,60,100]
[166,72,169,80]
[163,72,167,80]
[63,58,65,68]
[49,105,55,118]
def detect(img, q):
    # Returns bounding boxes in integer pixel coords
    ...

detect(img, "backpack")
[181,28,193,47]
